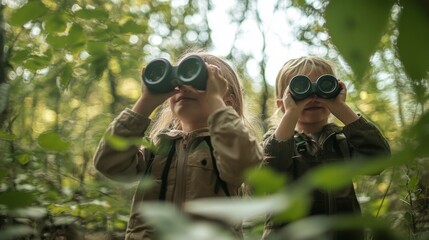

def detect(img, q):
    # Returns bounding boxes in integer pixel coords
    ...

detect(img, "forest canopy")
[0,0,428,239]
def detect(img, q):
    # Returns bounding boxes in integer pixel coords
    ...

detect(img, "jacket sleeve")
[93,108,152,182]
[208,106,264,186]
[262,130,296,174]
[342,116,391,159]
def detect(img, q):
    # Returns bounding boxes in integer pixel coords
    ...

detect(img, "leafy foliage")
[1,0,428,239]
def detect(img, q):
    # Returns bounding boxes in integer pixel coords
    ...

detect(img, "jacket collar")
[295,123,342,144]
[158,127,210,140]
[316,123,343,144]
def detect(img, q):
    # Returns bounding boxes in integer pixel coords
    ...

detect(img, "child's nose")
[309,96,319,103]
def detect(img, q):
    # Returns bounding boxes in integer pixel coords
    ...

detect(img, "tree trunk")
[0,4,9,127]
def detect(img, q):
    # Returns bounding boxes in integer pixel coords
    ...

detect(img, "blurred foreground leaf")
[185,194,289,225]
[245,168,287,196]
[139,202,236,240]
[9,0,49,26]
[397,0,429,80]
[301,156,394,192]
[0,225,34,240]
[0,191,34,210]
[104,134,154,151]
[10,207,48,219]
[37,131,70,152]
[325,0,394,78]
[269,215,404,240]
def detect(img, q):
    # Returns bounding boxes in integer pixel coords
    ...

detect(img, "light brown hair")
[275,56,336,99]
[149,50,256,142]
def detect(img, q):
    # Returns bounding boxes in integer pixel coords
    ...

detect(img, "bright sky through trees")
[208,0,309,86]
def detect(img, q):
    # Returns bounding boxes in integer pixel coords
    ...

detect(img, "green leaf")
[10,49,31,62]
[45,34,68,48]
[16,153,31,165]
[10,207,47,219]
[0,130,16,141]
[67,24,87,53]
[45,14,68,33]
[86,41,108,77]
[184,194,290,225]
[89,54,108,78]
[408,111,429,156]
[58,64,73,91]
[0,191,34,209]
[87,41,108,55]
[75,9,109,20]
[408,175,419,191]
[104,134,131,151]
[0,170,6,181]
[397,1,429,80]
[136,176,155,193]
[24,54,51,71]
[0,225,34,240]
[306,163,355,190]
[120,20,145,34]
[325,0,394,78]
[140,202,238,240]
[9,0,49,26]
[37,131,70,152]
[245,167,287,196]
[152,137,171,156]
[272,192,311,223]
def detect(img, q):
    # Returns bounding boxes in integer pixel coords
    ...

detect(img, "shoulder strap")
[204,136,231,197]
[335,133,351,159]
[144,152,155,175]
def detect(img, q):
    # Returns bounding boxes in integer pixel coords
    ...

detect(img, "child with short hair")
[262,56,391,240]
[93,51,263,239]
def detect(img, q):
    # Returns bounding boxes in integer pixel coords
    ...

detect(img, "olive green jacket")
[262,116,391,239]
[93,106,263,240]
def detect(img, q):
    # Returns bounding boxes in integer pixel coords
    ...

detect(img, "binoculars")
[142,55,208,93]
[289,74,341,100]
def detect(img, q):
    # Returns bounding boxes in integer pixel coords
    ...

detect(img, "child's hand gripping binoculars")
[142,55,208,93]
[289,74,341,100]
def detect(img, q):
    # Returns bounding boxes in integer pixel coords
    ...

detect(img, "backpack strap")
[204,136,231,197]
[144,152,155,175]
[335,132,351,159]
[158,141,176,200]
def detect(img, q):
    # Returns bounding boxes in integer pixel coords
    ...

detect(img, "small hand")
[205,63,228,99]
[282,86,314,114]
[133,67,179,117]
[317,79,347,112]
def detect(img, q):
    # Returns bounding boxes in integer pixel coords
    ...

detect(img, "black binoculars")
[289,74,341,100]
[142,55,208,93]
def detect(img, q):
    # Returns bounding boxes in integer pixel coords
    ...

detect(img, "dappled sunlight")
[1,0,428,239]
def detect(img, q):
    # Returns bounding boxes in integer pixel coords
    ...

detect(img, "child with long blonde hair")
[93,50,263,239]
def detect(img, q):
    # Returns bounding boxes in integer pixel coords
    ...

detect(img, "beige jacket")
[93,106,263,239]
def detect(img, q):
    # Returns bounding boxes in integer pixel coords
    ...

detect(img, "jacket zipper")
[174,134,191,208]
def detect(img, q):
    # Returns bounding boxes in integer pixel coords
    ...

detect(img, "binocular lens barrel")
[178,57,203,81]
[142,55,207,93]
[290,76,312,100]
[289,74,340,100]
[144,59,170,83]
[315,75,340,99]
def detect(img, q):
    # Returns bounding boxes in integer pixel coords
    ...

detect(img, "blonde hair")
[275,56,336,99]
[149,50,252,142]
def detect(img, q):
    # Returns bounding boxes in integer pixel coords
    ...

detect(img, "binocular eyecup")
[289,74,341,100]
[142,55,208,93]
